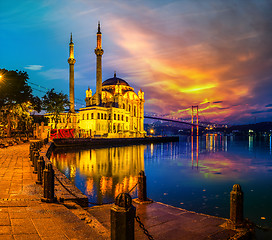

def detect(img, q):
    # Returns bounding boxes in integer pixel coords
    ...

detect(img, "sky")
[1,0,272,125]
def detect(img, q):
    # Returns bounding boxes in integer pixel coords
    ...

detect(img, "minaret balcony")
[95,48,104,56]
[68,58,76,64]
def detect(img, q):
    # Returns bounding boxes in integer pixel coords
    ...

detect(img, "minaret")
[94,21,104,105]
[68,33,76,112]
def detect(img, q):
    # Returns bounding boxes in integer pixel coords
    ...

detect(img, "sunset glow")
[1,0,271,124]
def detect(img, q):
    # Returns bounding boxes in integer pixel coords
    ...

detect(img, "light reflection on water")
[52,145,145,204]
[51,135,272,239]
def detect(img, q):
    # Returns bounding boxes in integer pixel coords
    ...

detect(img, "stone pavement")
[88,201,249,240]
[0,143,108,240]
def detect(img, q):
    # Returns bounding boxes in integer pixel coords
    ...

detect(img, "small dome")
[102,74,130,87]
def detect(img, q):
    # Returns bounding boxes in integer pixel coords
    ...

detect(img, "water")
[51,135,272,239]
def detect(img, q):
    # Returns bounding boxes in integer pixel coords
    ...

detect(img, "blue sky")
[1,0,272,124]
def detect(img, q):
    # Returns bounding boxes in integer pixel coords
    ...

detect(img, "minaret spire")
[94,21,104,105]
[70,32,73,44]
[68,32,76,112]
[97,21,101,34]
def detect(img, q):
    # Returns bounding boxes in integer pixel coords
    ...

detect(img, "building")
[46,23,146,138]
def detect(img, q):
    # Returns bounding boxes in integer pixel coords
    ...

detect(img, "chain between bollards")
[135,215,155,240]
[127,183,138,194]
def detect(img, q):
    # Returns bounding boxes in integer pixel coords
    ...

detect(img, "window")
[82,114,84,120]
[126,116,128,122]
[109,113,111,120]
[123,103,125,109]
[114,114,116,120]
[97,113,100,119]
[118,114,120,120]
[101,113,103,119]
[104,113,107,119]
[91,113,94,119]
[87,113,89,120]
[134,106,137,117]
[121,115,124,121]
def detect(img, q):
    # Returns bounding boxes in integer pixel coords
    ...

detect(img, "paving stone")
[0,225,12,234]
[13,234,41,240]
[0,218,11,226]
[0,213,9,219]
[0,235,14,240]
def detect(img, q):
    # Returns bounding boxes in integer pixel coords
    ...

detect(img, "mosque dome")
[102,73,130,87]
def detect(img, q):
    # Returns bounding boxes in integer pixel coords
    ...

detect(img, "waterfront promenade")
[0,143,106,240]
[0,142,251,240]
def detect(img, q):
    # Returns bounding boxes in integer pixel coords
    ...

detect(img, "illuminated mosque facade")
[47,23,146,138]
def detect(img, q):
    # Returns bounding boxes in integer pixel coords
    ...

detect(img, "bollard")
[31,149,36,167]
[33,151,39,174]
[111,193,136,240]
[230,184,244,225]
[42,163,55,202]
[36,156,45,185]
[29,145,34,165]
[29,143,34,159]
[138,170,147,201]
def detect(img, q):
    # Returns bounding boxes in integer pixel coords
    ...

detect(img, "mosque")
[46,23,146,138]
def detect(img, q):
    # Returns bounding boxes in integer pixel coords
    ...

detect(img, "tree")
[42,89,70,129]
[0,68,42,137]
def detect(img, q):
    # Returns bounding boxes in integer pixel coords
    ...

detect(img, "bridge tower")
[191,105,199,136]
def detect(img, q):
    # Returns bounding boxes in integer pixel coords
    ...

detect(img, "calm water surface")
[51,135,272,239]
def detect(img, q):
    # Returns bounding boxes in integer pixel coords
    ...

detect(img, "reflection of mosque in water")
[51,145,145,203]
